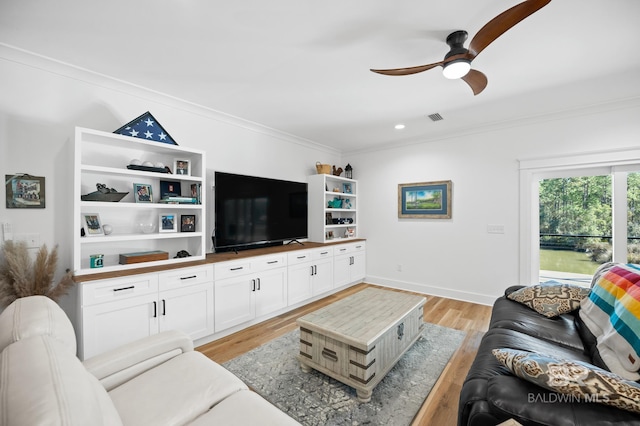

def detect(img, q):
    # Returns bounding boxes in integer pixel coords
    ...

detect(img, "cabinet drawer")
[252,254,287,271]
[214,260,253,280]
[81,274,158,306]
[288,251,312,265]
[159,265,213,291]
[334,242,366,256]
[312,247,334,260]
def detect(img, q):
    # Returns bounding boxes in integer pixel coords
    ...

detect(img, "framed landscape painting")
[398,180,452,219]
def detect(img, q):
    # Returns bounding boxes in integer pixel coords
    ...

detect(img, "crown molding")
[0,43,340,156]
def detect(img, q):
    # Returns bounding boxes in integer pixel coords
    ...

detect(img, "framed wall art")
[5,174,45,208]
[398,180,452,219]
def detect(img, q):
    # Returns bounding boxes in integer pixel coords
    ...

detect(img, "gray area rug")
[223,323,466,426]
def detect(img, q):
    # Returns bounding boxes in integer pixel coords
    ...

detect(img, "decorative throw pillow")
[493,348,640,414]
[507,282,590,318]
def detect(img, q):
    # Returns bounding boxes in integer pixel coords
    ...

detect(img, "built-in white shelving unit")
[308,173,358,243]
[73,127,206,275]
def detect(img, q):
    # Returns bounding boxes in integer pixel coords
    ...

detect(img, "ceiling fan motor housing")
[444,30,469,59]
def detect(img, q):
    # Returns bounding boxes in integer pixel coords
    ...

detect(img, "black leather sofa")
[458,285,640,425]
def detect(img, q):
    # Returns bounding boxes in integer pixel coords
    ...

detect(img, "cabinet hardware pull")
[267,260,279,264]
[257,278,261,291]
[310,265,314,276]
[113,286,135,292]
[356,245,362,249]
[320,251,328,255]
[153,301,157,318]
[162,299,166,316]
[231,266,244,271]
[321,348,338,362]
[180,275,197,280]
[252,279,256,291]
[297,256,306,259]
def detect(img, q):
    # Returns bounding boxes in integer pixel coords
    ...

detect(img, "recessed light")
[394,124,405,130]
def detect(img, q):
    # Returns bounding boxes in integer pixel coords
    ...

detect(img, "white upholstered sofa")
[0,295,300,425]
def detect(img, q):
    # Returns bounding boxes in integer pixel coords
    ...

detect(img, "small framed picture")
[82,213,103,237]
[159,213,178,233]
[181,214,196,232]
[133,183,153,203]
[343,183,352,194]
[159,180,181,199]
[174,159,190,176]
[5,174,45,208]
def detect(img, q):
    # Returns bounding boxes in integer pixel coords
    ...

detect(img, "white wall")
[346,102,640,305]
[2,45,639,309]
[0,46,340,285]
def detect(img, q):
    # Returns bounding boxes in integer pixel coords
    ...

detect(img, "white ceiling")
[1,0,640,152]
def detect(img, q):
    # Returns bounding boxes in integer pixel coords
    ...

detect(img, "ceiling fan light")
[442,59,471,79]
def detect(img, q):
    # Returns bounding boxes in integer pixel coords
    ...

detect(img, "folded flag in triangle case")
[113,111,177,145]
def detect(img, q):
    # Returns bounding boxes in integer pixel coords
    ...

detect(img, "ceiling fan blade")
[370,61,443,76]
[461,69,488,96]
[468,0,551,58]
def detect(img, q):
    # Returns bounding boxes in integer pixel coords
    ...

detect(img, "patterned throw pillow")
[507,282,590,318]
[493,348,640,414]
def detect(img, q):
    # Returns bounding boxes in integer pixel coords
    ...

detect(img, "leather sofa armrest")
[83,330,193,391]
[504,285,525,297]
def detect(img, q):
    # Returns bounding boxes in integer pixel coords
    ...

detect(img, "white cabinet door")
[351,251,366,283]
[312,257,334,296]
[82,293,158,359]
[214,275,254,332]
[333,254,352,288]
[159,282,214,340]
[288,261,313,305]
[255,268,288,318]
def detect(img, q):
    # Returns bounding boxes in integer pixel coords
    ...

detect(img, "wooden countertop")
[73,239,366,282]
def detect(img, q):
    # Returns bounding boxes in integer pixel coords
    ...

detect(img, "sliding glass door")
[536,167,640,285]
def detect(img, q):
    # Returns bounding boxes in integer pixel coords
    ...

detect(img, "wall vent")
[427,113,443,122]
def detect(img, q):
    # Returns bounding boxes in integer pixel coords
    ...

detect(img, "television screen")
[214,172,308,252]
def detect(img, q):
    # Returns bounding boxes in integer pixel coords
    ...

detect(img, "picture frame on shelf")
[343,199,352,209]
[133,183,153,203]
[190,183,201,204]
[181,214,196,232]
[174,159,190,176]
[343,183,352,194]
[398,180,452,219]
[159,213,178,233]
[5,174,45,208]
[82,213,103,237]
[325,212,333,225]
[159,180,181,199]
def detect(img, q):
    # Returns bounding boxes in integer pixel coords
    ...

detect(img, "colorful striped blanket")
[580,263,640,380]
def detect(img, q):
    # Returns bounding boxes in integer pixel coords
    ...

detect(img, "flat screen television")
[213,171,308,252]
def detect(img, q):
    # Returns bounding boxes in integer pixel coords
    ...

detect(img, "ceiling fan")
[370,0,552,95]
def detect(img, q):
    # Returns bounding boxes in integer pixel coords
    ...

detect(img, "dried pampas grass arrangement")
[0,240,74,307]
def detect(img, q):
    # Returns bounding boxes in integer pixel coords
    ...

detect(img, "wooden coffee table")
[296,288,426,402]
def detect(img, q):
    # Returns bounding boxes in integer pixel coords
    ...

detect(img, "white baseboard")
[365,275,497,306]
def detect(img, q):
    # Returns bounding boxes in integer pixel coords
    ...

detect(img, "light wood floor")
[197,283,493,426]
